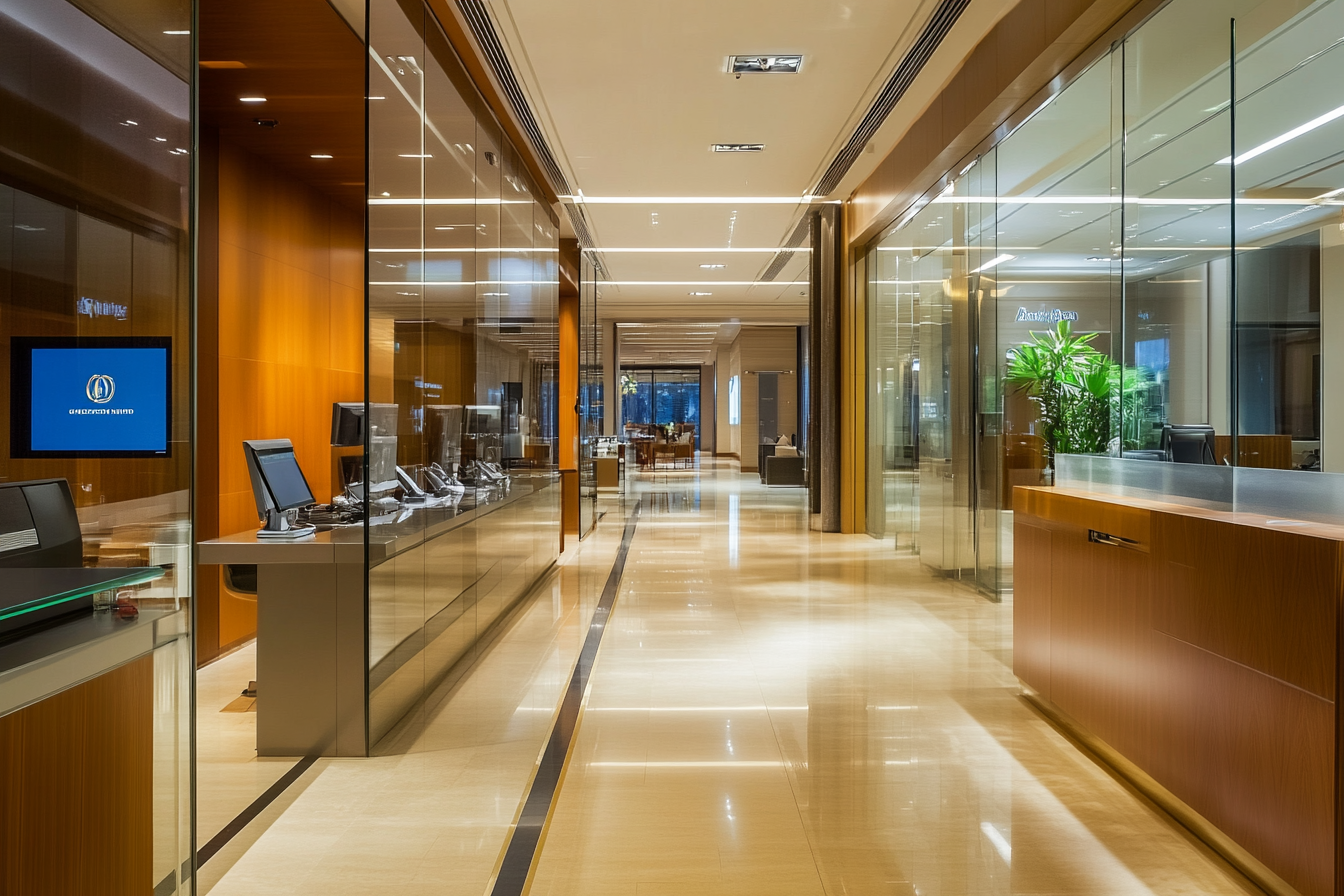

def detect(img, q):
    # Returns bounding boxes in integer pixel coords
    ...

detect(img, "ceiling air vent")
[760,216,813,282]
[712,143,765,153]
[811,0,971,197]
[457,0,573,196]
[729,55,803,74]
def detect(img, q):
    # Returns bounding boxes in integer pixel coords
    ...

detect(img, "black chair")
[0,478,82,568]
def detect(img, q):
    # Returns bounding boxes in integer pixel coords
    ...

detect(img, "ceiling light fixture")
[311,153,333,159]
[729,55,803,74]
[1218,102,1344,165]
[398,153,432,158]
[560,196,817,204]
[699,264,725,269]
[121,120,138,126]
[688,291,714,296]
[239,96,267,103]
[971,254,1015,273]
[163,29,189,35]
[583,247,811,253]
[712,144,765,153]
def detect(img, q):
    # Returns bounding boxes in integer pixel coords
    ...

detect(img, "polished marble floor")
[205,461,1263,896]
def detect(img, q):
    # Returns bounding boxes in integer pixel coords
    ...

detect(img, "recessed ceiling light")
[712,144,765,153]
[311,153,333,159]
[435,226,455,230]
[699,264,725,269]
[239,96,267,103]
[121,120,138,126]
[153,136,167,142]
[398,153,432,158]
[729,55,802,74]
[689,291,713,296]
[163,29,190,35]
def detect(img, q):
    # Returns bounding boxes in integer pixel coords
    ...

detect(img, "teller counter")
[200,473,560,757]
[1014,484,1343,896]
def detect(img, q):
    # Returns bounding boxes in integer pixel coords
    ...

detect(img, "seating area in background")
[624,423,697,470]
[761,435,805,487]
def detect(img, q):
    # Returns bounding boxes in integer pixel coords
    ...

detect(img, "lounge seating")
[764,453,805,487]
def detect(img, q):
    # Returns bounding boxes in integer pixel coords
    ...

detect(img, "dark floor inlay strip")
[490,500,643,896]
[197,754,319,868]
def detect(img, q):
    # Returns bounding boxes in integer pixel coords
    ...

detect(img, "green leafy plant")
[1005,321,1153,468]
[620,374,639,396]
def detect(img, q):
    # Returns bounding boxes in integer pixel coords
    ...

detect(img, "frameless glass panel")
[1232,1,1344,471]
[0,0,193,890]
[1121,2,1234,460]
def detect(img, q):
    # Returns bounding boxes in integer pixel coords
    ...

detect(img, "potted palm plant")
[1004,321,1118,469]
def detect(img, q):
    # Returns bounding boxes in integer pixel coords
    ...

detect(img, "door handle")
[1088,529,1141,550]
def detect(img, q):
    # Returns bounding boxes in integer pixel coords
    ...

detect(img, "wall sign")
[76,296,128,320]
[1015,307,1079,323]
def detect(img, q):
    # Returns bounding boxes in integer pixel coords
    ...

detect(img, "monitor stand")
[257,508,316,540]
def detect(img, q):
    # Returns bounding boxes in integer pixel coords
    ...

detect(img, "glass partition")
[366,0,559,751]
[866,0,1344,595]
[0,0,192,891]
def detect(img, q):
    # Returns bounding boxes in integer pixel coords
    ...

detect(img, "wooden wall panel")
[1213,434,1294,470]
[0,655,153,896]
[197,140,365,655]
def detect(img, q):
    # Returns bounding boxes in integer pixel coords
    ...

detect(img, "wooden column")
[559,239,580,540]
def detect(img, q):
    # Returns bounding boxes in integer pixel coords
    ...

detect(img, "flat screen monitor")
[1161,424,1216,464]
[331,402,364,447]
[426,405,464,469]
[243,440,316,518]
[10,337,172,458]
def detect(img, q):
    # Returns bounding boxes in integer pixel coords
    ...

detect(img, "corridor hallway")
[208,461,1262,896]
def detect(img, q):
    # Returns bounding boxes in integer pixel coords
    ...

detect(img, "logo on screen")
[86,374,115,404]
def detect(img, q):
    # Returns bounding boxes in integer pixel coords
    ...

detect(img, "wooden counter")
[1014,486,1341,896]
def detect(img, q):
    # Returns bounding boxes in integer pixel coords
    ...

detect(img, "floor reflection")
[528,461,1261,896]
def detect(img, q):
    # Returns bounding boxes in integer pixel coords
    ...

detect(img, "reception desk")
[200,475,559,757]
[1014,485,1341,896]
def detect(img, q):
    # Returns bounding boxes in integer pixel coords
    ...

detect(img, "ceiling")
[486,0,1010,354]
[199,0,365,209]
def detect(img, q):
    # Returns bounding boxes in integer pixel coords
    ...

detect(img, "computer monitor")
[243,439,317,537]
[331,402,364,447]
[426,405,464,471]
[1161,424,1216,464]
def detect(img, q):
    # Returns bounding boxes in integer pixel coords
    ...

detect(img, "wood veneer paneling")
[195,140,365,655]
[0,655,153,896]
[1214,434,1295,470]
[1015,485,1342,896]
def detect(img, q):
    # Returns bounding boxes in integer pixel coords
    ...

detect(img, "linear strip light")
[585,247,811,253]
[369,247,560,253]
[925,195,1321,206]
[1218,102,1344,165]
[971,254,1015,273]
[559,196,817,204]
[602,281,806,286]
[368,198,533,205]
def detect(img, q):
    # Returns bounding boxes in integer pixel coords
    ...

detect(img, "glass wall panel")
[1232,1,1344,471]
[366,0,559,751]
[864,0,1344,593]
[0,0,192,891]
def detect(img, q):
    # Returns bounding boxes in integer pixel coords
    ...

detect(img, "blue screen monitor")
[10,337,172,458]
